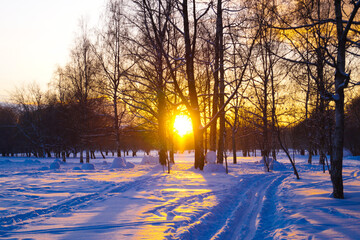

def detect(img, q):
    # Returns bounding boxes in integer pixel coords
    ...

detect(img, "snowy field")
[0,151,359,240]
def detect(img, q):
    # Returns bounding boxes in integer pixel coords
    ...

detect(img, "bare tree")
[11,82,47,158]
[95,0,129,157]
[123,0,176,166]
[62,20,100,163]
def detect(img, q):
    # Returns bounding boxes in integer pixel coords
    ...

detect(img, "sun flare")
[173,115,193,137]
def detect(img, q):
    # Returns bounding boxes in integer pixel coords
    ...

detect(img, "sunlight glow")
[173,115,193,137]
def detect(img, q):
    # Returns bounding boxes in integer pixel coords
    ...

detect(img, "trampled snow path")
[1,153,360,239]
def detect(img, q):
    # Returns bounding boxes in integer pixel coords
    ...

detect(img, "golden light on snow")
[173,115,193,137]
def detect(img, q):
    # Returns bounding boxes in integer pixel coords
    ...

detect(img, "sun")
[173,115,193,137]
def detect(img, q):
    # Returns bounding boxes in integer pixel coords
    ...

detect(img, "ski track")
[162,173,288,240]
[0,171,164,235]
[213,174,286,240]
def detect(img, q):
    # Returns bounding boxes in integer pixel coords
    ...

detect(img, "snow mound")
[102,161,108,165]
[110,158,136,169]
[82,163,95,170]
[110,157,126,168]
[24,159,41,164]
[50,161,61,170]
[126,162,135,168]
[258,157,274,171]
[205,151,217,164]
[73,167,82,171]
[140,155,159,165]
[272,160,289,171]
[39,166,49,171]
[54,158,65,164]
[203,163,227,173]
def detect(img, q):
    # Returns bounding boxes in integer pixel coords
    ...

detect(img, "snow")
[258,156,275,170]
[0,152,359,239]
[140,155,159,165]
[205,151,216,164]
[110,157,127,168]
[81,163,95,170]
[203,163,227,173]
[50,161,61,170]
[109,157,135,169]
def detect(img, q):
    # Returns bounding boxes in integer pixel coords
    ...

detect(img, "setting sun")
[173,115,193,137]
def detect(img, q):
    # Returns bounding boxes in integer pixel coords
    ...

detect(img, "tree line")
[0,0,360,199]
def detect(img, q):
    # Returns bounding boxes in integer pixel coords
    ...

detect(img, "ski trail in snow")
[211,174,286,240]
[169,172,288,240]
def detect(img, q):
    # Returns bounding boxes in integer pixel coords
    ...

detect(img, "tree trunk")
[157,41,167,165]
[183,0,204,170]
[100,150,105,159]
[331,89,344,198]
[80,149,84,163]
[114,98,121,158]
[308,149,313,164]
[216,0,225,164]
[232,129,237,164]
[193,124,205,170]
[331,0,347,199]
[263,83,269,172]
[170,133,175,164]
[277,127,300,179]
[210,75,218,152]
[86,149,90,163]
[62,151,66,163]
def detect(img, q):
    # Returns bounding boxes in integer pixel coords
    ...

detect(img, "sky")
[0,0,106,102]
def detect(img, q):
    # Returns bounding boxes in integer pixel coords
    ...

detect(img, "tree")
[11,82,48,157]
[123,0,176,166]
[274,0,360,198]
[329,0,360,199]
[0,104,18,156]
[62,20,100,163]
[95,0,129,157]
[246,0,285,170]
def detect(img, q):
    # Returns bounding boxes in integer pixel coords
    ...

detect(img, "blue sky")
[0,0,106,101]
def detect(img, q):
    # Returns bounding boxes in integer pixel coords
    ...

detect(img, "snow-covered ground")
[0,152,359,239]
